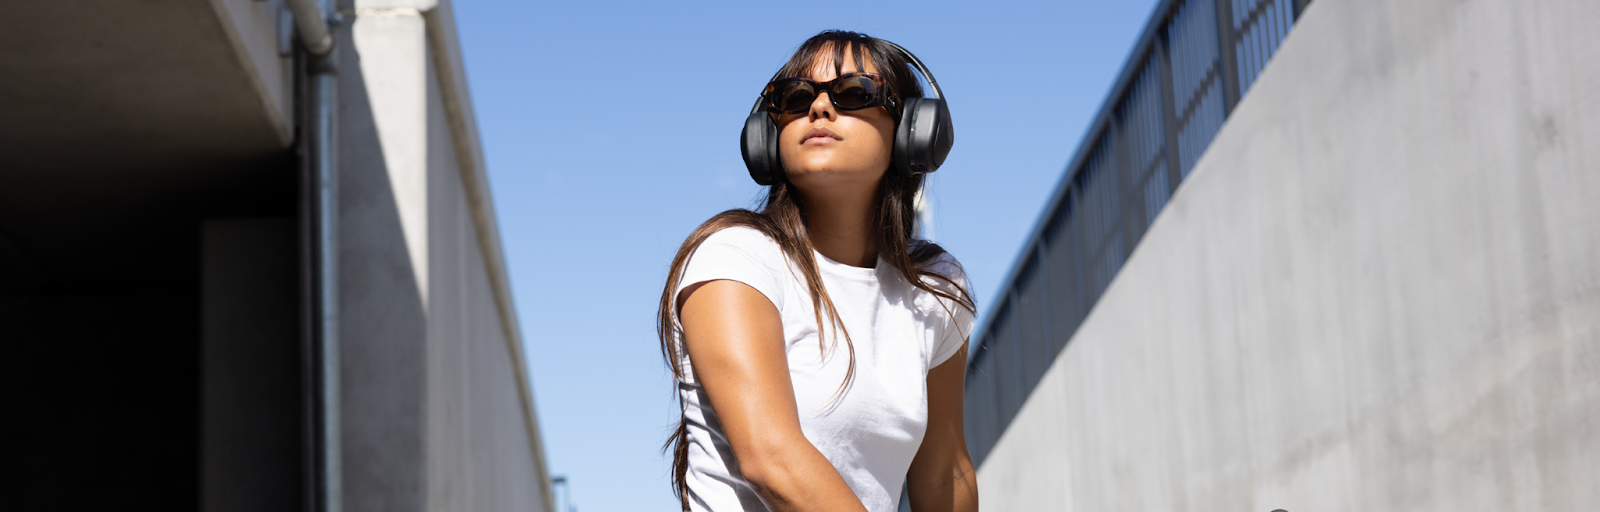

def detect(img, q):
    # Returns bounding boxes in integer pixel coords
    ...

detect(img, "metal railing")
[963,0,1312,467]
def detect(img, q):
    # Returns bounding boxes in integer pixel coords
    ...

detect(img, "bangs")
[776,39,867,80]
[770,31,923,102]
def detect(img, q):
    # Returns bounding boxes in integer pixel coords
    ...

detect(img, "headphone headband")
[879,41,943,101]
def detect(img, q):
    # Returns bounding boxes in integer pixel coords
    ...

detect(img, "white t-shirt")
[672,226,973,512]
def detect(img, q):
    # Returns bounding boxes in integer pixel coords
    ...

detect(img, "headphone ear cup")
[892,98,918,177]
[928,98,954,171]
[893,97,955,176]
[741,112,782,186]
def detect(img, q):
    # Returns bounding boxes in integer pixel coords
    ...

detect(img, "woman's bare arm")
[906,345,979,512]
[678,279,868,512]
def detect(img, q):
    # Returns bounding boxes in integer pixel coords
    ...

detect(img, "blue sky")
[453,1,1161,509]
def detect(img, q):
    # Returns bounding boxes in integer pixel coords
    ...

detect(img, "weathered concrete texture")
[976,0,1600,510]
[339,11,429,510]
[338,1,553,511]
[419,23,548,512]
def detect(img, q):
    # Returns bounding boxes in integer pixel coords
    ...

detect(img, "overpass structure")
[963,0,1315,462]
[963,0,1600,510]
[2,1,554,511]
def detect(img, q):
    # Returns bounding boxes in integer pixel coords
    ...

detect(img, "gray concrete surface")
[338,1,553,510]
[0,0,291,185]
[209,0,297,142]
[975,0,1600,510]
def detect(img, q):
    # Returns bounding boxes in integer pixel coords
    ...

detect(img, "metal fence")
[963,0,1312,467]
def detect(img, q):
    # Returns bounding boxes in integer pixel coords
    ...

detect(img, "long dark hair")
[657,30,975,510]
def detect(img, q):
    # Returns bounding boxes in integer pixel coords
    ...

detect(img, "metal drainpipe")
[288,0,339,511]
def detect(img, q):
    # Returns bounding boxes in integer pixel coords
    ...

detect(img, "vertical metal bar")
[1005,293,1024,416]
[1275,0,1288,49]
[297,45,319,512]
[1035,244,1055,361]
[1213,0,1241,115]
[1279,0,1294,46]
[1067,187,1085,327]
[310,53,342,512]
[1155,29,1184,200]
[1255,4,1269,80]
[981,345,1001,461]
[1111,103,1139,260]
[299,1,341,509]
[552,476,572,512]
[314,67,341,512]
[1243,13,1257,89]
[1264,1,1278,58]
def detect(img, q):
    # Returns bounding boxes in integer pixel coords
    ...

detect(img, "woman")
[658,30,977,512]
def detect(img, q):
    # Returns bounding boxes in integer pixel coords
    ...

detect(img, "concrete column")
[336,5,430,512]
[335,2,552,510]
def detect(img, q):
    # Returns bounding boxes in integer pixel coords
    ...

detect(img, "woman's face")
[775,47,897,196]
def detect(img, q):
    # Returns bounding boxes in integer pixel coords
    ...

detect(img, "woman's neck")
[802,186,879,268]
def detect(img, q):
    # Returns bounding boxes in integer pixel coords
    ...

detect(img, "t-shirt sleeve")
[928,256,974,368]
[673,227,788,323]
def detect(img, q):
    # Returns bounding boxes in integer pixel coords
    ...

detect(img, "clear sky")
[453,1,1161,509]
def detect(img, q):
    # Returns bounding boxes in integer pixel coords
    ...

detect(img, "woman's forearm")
[908,345,978,512]
[907,458,978,512]
[741,432,868,512]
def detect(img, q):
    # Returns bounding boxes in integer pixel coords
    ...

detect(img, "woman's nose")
[808,91,836,122]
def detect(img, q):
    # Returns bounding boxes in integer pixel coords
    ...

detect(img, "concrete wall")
[976,0,1600,510]
[337,1,553,511]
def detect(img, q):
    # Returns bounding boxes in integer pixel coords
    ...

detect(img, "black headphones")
[740,41,954,186]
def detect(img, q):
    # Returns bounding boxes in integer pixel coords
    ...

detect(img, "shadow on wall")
[332,27,432,512]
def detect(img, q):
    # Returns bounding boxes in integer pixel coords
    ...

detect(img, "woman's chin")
[784,166,885,191]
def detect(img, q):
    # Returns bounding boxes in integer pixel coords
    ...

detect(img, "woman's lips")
[802,127,841,145]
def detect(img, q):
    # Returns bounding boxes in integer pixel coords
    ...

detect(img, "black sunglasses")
[762,73,895,115]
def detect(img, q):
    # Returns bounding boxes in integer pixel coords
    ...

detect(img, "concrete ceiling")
[0,0,299,291]
[0,0,293,214]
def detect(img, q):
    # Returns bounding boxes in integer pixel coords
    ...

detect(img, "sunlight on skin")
[774,44,898,268]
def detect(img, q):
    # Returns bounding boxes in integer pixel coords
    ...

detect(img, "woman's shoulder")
[688,225,789,271]
[911,241,968,285]
[701,225,777,248]
[678,225,792,309]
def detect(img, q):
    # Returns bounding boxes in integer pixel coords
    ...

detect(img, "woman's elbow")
[738,459,777,495]
[734,441,808,501]
[736,449,789,491]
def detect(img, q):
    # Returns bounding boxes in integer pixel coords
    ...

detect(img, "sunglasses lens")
[770,81,816,113]
[765,75,882,113]
[830,76,879,110]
